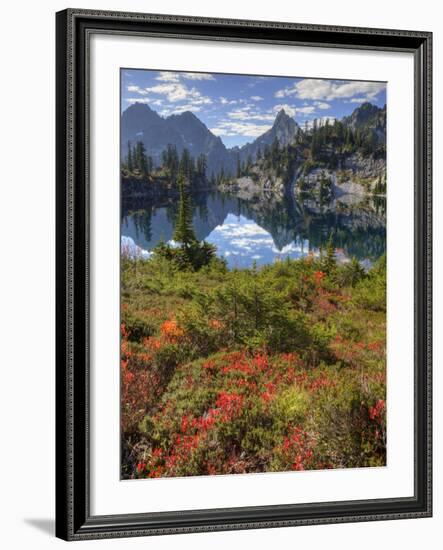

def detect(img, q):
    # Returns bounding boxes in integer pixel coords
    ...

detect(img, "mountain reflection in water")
[121,189,386,269]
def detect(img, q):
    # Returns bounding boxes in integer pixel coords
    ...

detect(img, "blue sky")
[121,69,386,148]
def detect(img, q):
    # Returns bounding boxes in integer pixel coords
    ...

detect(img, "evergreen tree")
[296,127,303,144]
[342,257,365,287]
[173,175,197,247]
[312,118,318,134]
[321,234,337,276]
[179,148,194,183]
[310,132,320,161]
[126,141,133,172]
[336,120,344,144]
[134,141,148,176]
[162,143,179,180]
[146,155,153,176]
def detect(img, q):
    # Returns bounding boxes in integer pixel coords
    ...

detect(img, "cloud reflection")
[206,214,309,269]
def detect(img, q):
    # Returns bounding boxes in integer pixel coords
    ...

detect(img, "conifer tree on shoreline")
[173,175,197,248]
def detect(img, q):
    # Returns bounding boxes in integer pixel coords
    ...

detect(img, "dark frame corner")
[56,8,432,541]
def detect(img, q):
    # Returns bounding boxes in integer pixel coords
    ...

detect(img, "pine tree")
[343,257,365,286]
[313,118,318,134]
[179,148,194,184]
[134,141,148,175]
[321,234,336,276]
[310,133,320,161]
[162,144,179,181]
[296,127,302,144]
[173,175,197,247]
[126,141,133,172]
[146,155,153,176]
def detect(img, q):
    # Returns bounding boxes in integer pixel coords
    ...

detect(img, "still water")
[121,189,386,269]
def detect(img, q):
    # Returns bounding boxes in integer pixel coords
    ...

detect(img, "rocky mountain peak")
[124,101,160,119]
[270,109,298,143]
[345,102,385,130]
[275,108,289,121]
[168,110,201,124]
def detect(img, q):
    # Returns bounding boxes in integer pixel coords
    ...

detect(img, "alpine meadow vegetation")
[121,230,386,479]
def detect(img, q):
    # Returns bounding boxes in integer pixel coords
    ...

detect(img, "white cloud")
[145,83,185,101]
[296,106,316,115]
[160,104,202,116]
[144,81,212,105]
[348,97,368,104]
[216,222,270,237]
[210,121,272,137]
[155,72,180,82]
[250,95,264,101]
[314,101,331,110]
[126,85,149,95]
[220,96,238,105]
[273,102,326,119]
[273,104,297,117]
[272,242,303,254]
[272,103,316,117]
[155,71,215,82]
[182,72,215,81]
[121,236,151,260]
[125,97,151,104]
[275,79,385,102]
[218,102,302,131]
[227,106,275,122]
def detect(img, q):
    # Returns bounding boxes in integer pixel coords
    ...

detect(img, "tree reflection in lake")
[121,189,386,269]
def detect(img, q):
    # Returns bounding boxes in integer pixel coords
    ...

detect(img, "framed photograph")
[55,9,432,541]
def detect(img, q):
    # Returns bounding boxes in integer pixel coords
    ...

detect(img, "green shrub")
[271,386,310,427]
[351,254,386,311]
[122,313,156,342]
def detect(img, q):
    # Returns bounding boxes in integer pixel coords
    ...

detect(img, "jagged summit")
[271,108,298,140]
[274,108,290,121]
[343,102,386,131]
[121,103,235,176]
[121,101,385,178]
[168,110,201,123]
[237,108,299,162]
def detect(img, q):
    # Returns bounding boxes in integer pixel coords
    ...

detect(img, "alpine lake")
[121,188,386,270]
